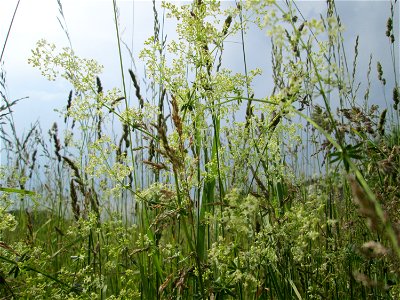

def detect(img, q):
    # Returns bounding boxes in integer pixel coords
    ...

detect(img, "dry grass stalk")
[0,241,19,256]
[158,273,173,294]
[154,120,183,171]
[116,124,129,161]
[171,95,183,139]
[378,109,387,136]
[128,69,144,108]
[64,90,73,123]
[148,139,155,162]
[96,76,103,94]
[96,114,102,140]
[393,87,399,110]
[70,179,80,221]
[28,149,37,179]
[51,122,62,162]
[173,267,193,294]
[348,175,381,231]
[62,156,81,182]
[378,145,399,175]
[143,159,168,171]
[250,165,269,199]
[222,15,232,36]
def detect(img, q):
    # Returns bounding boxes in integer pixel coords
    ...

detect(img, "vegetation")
[0,0,399,299]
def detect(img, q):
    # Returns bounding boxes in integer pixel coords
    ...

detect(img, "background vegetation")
[0,0,399,299]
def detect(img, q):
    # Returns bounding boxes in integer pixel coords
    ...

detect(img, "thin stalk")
[173,170,205,298]
[0,0,21,63]
[112,0,138,189]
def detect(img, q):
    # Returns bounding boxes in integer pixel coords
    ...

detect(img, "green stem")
[112,0,138,189]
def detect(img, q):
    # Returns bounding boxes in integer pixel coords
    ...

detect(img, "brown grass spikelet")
[51,122,62,162]
[62,156,81,181]
[159,273,173,294]
[128,69,144,109]
[174,267,193,294]
[160,188,176,200]
[386,17,393,37]
[70,179,80,221]
[298,22,305,32]
[377,62,386,85]
[348,175,380,230]
[148,139,155,162]
[109,96,125,113]
[28,149,37,179]
[222,15,232,36]
[97,114,102,140]
[64,90,73,123]
[360,241,389,258]
[378,146,400,175]
[268,110,282,133]
[393,86,399,110]
[143,160,169,171]
[171,94,183,138]
[86,188,100,218]
[116,123,130,162]
[378,157,395,174]
[122,123,130,148]
[0,241,19,256]
[96,76,103,94]
[378,109,387,136]
[154,121,183,171]
[353,272,378,287]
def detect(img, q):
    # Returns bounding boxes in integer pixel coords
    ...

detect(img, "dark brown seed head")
[222,15,232,36]
[393,87,399,110]
[128,69,144,108]
[65,90,73,123]
[377,62,384,82]
[62,156,81,181]
[171,95,183,138]
[349,176,379,231]
[96,76,103,94]
[378,109,387,136]
[70,179,80,221]
[386,17,393,37]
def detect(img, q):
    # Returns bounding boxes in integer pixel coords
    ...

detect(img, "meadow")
[0,0,399,299]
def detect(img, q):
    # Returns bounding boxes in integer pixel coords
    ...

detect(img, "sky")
[0,0,398,137]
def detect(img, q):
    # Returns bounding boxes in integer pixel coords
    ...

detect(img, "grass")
[0,0,399,299]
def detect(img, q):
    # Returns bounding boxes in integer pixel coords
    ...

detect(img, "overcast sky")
[0,0,398,135]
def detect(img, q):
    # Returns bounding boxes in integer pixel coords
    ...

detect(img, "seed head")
[386,17,393,37]
[393,87,399,110]
[378,109,387,136]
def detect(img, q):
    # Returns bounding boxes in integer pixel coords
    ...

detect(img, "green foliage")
[0,0,399,298]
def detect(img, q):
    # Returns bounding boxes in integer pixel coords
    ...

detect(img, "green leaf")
[0,187,35,196]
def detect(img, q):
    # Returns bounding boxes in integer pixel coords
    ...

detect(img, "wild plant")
[0,0,398,299]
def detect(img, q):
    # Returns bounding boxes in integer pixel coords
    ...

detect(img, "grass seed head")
[360,241,388,258]
[171,94,183,138]
[393,87,399,110]
[70,179,80,221]
[129,69,144,108]
[96,76,103,94]
[349,176,380,231]
[378,109,387,136]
